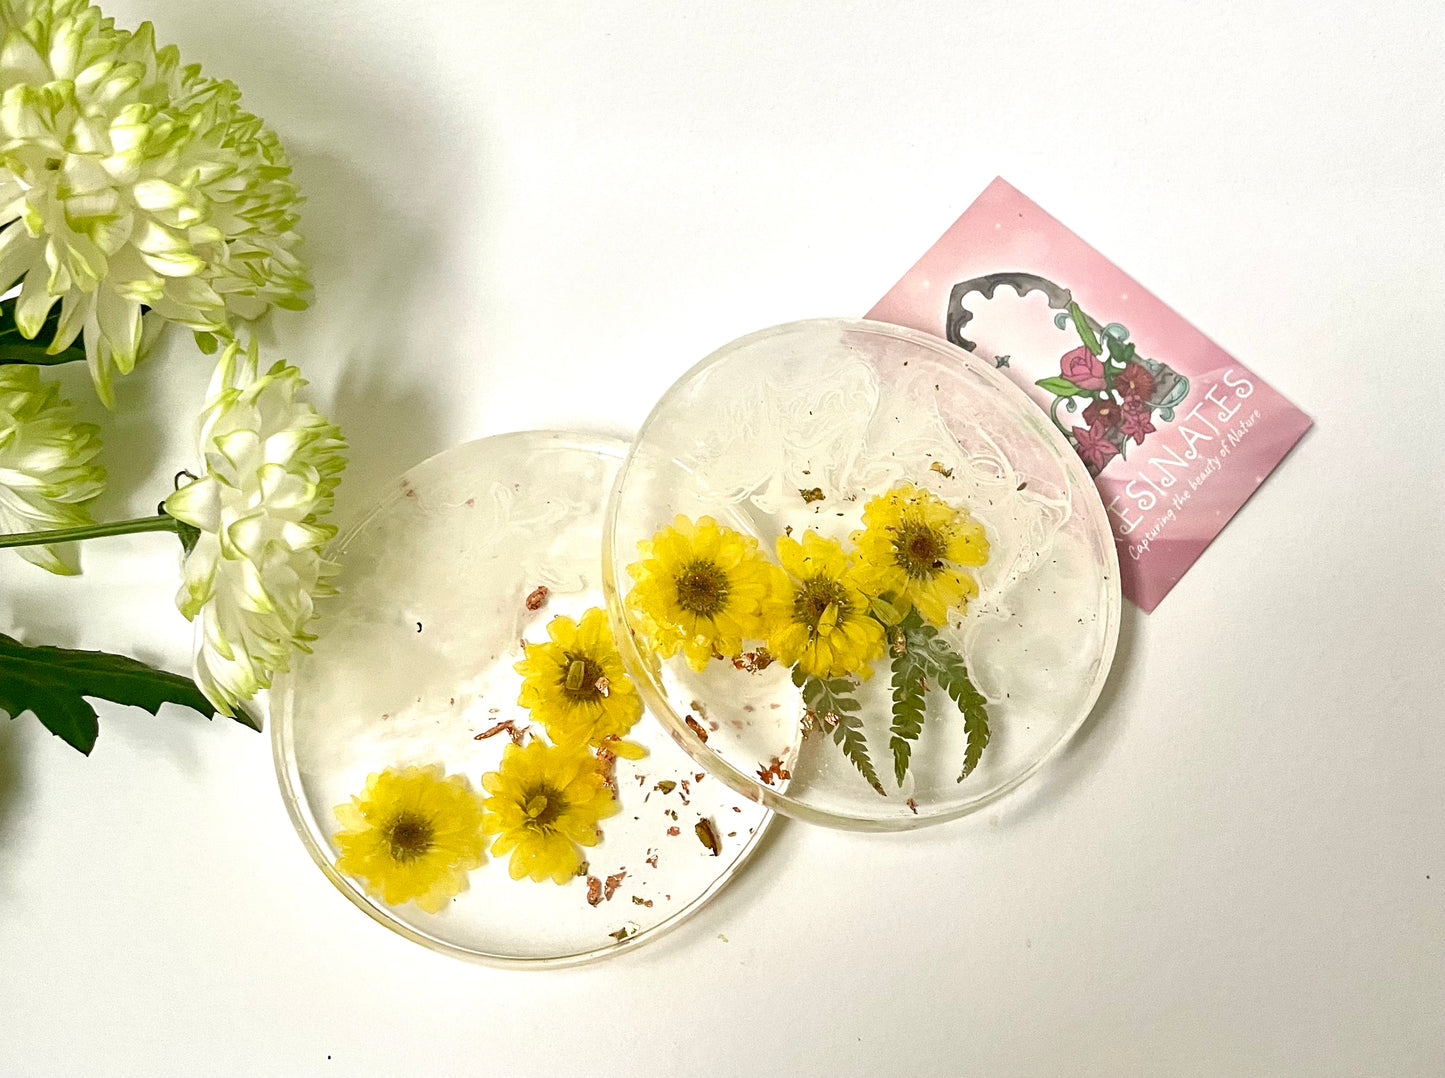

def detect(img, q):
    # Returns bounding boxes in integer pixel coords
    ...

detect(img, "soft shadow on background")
[989,598,1140,827]
[293,148,454,524]
[0,720,25,872]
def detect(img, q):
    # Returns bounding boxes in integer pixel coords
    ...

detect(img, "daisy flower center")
[521,785,567,830]
[561,653,606,702]
[794,576,851,635]
[893,521,948,580]
[673,559,730,617]
[385,813,436,863]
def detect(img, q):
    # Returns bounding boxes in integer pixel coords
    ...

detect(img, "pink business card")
[868,178,1311,612]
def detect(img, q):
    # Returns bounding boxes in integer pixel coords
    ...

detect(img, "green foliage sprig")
[794,667,884,795]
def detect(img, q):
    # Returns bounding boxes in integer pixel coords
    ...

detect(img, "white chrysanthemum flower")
[0,362,103,573]
[0,0,310,406]
[163,338,344,716]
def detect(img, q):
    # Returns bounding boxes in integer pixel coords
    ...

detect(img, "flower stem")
[0,514,180,549]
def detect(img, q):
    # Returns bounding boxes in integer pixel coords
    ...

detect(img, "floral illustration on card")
[945,272,1189,476]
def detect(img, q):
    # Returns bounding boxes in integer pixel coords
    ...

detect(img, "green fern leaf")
[798,673,883,796]
[888,643,928,787]
[929,646,990,781]
[899,613,992,782]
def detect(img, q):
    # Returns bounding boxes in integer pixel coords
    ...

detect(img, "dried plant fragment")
[756,757,791,785]
[731,649,777,673]
[695,817,722,857]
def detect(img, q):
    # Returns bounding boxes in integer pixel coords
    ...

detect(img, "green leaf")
[0,633,237,756]
[1034,376,1084,397]
[930,647,990,781]
[898,613,992,782]
[798,673,883,796]
[833,712,884,797]
[173,519,202,556]
[1069,300,1101,356]
[0,297,88,367]
[888,639,928,787]
[1104,335,1137,366]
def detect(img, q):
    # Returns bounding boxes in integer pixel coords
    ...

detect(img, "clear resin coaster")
[602,319,1121,830]
[272,431,772,966]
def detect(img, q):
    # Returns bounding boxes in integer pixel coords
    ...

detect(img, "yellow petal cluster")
[514,608,642,749]
[626,514,784,671]
[626,483,990,680]
[767,530,885,679]
[481,739,617,885]
[333,765,487,914]
[851,482,988,625]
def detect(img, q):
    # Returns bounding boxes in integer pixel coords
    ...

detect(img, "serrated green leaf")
[833,711,884,796]
[1069,300,1101,356]
[0,633,235,755]
[798,673,883,796]
[889,643,928,787]
[1034,376,1084,397]
[898,613,992,782]
[929,647,990,780]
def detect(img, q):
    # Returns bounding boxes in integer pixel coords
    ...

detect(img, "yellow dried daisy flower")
[515,607,642,748]
[767,530,886,679]
[481,739,617,885]
[626,514,783,671]
[852,482,989,626]
[333,765,487,914]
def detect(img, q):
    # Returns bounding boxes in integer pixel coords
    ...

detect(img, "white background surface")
[2,1,1443,1075]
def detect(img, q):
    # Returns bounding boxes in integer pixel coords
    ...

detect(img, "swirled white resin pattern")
[647,344,1073,670]
[608,320,1120,828]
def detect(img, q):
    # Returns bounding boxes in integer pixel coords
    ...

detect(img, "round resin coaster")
[272,431,772,966]
[603,318,1121,831]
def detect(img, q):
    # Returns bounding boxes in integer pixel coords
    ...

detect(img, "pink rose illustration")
[1115,363,1156,402]
[1072,423,1118,470]
[1120,398,1156,445]
[1060,346,1105,391]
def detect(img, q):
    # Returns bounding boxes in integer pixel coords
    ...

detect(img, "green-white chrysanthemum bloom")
[163,338,344,717]
[0,0,310,406]
[0,362,103,573]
